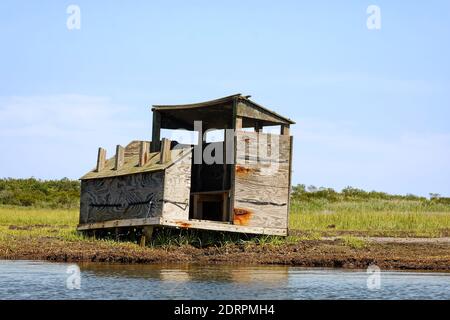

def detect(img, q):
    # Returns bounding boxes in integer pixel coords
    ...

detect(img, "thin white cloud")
[292,118,450,196]
[0,95,133,138]
[0,95,148,179]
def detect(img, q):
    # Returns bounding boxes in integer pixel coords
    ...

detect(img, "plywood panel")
[233,131,291,229]
[79,171,165,224]
[162,150,192,220]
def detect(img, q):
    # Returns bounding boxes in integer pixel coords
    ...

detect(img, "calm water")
[0,260,448,300]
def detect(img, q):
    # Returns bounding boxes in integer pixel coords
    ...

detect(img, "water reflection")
[79,263,290,285]
[0,260,449,300]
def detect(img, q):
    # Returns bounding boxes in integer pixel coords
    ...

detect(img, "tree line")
[291,184,450,204]
[0,178,448,208]
[0,178,80,208]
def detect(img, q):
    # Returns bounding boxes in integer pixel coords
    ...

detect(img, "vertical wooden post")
[281,124,290,136]
[139,141,149,167]
[235,116,243,131]
[229,98,239,224]
[96,148,106,172]
[140,226,154,247]
[139,234,146,247]
[151,111,161,152]
[286,135,294,235]
[222,192,228,222]
[159,138,172,163]
[143,226,154,239]
[255,122,263,133]
[114,145,125,170]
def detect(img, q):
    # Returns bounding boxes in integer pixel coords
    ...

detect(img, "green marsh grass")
[1,194,450,249]
[289,199,450,237]
[0,206,78,227]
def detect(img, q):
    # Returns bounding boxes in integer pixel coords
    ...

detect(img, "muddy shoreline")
[1,237,449,271]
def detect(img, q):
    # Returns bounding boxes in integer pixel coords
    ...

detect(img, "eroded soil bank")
[1,237,449,271]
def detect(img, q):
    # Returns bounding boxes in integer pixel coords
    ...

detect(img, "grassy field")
[290,199,450,237]
[1,180,449,269]
[1,197,449,246]
[1,205,449,270]
[0,206,83,243]
[1,178,449,238]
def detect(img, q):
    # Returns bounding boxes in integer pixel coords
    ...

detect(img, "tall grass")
[289,199,450,236]
[0,180,450,241]
[0,207,78,227]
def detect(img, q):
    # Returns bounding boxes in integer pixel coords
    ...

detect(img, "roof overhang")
[152,94,295,131]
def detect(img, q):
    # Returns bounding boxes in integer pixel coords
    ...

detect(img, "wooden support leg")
[139,235,146,247]
[140,226,154,247]
[143,226,154,239]
[114,227,120,241]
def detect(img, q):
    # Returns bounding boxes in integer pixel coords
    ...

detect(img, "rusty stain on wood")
[235,165,256,176]
[233,207,253,226]
[176,221,191,229]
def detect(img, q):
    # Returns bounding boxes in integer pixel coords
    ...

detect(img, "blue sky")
[1,1,449,196]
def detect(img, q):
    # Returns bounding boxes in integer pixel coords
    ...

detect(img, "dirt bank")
[0,236,449,271]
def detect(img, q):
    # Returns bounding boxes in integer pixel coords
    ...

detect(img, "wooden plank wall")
[79,171,165,224]
[162,150,192,221]
[233,131,291,230]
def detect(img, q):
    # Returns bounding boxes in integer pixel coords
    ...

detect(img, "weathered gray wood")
[286,135,294,235]
[230,98,238,224]
[77,214,287,236]
[236,100,292,126]
[161,218,287,236]
[80,94,294,237]
[160,138,172,164]
[139,141,150,167]
[77,217,160,231]
[125,140,148,157]
[232,131,291,229]
[235,132,291,164]
[162,150,192,220]
[81,147,187,180]
[235,116,243,130]
[114,145,125,170]
[281,124,290,136]
[79,171,165,224]
[141,226,154,246]
[96,148,106,172]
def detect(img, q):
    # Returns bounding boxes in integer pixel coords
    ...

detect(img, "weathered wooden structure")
[78,94,295,237]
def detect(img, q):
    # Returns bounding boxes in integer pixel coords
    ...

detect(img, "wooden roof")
[81,141,191,180]
[152,94,295,130]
